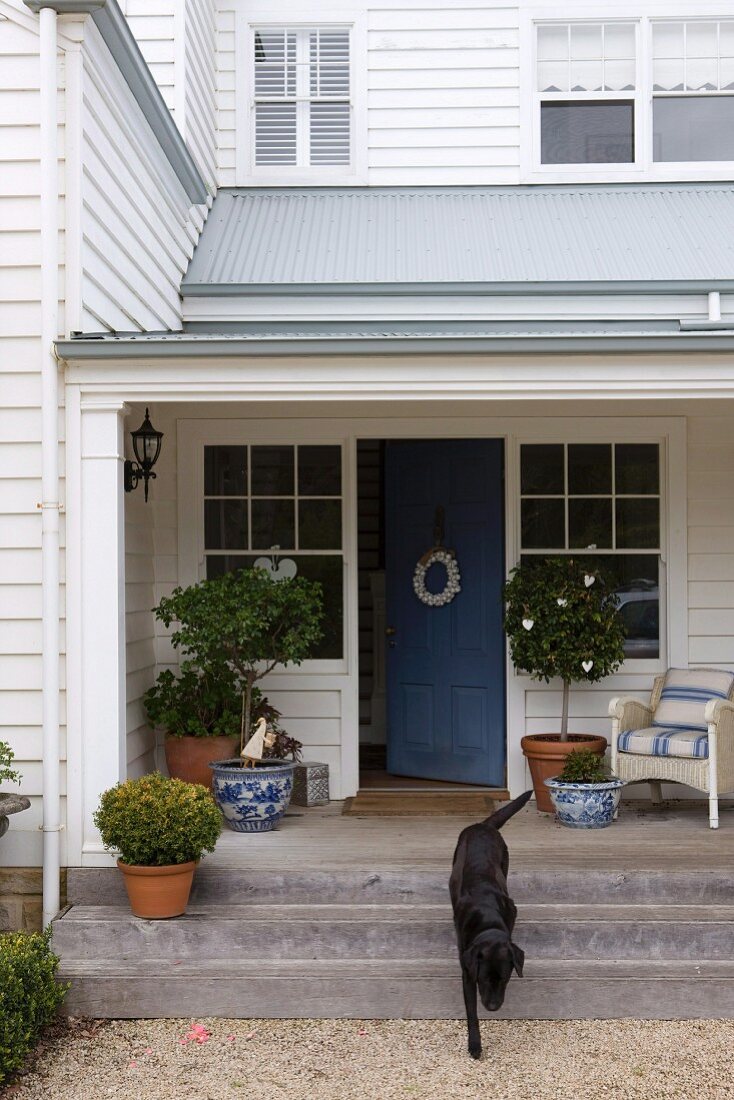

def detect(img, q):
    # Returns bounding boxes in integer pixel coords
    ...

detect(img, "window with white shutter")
[252,26,351,169]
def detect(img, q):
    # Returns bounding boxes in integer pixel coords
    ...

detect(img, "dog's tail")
[485,789,532,830]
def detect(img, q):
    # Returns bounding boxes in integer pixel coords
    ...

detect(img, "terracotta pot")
[117,859,196,919]
[164,735,238,789]
[521,734,608,814]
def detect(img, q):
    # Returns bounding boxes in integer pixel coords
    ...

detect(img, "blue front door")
[385,439,505,785]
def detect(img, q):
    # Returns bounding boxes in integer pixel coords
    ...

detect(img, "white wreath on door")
[413,548,462,607]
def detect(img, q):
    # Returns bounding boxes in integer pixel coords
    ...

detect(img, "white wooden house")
[3,0,734,926]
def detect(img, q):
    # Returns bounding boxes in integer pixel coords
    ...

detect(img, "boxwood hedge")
[0,928,67,1085]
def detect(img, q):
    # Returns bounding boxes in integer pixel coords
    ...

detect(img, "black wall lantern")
[124,408,163,502]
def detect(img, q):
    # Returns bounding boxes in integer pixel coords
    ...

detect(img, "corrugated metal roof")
[183,184,734,292]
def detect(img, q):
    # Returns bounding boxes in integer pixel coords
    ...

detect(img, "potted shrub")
[504,556,626,813]
[0,741,30,841]
[545,749,625,829]
[154,568,323,833]
[93,772,222,918]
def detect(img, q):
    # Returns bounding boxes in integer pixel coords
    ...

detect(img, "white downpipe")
[708,291,722,322]
[39,5,61,928]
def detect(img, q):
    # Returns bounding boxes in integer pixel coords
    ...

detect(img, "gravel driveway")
[5,1018,734,1100]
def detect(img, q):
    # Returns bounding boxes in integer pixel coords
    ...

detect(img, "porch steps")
[55,868,734,1019]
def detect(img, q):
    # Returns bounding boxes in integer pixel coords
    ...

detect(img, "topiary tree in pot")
[154,568,324,833]
[504,556,626,813]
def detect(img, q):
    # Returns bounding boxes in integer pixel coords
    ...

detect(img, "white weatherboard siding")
[80,19,200,333]
[183,0,217,191]
[119,0,176,115]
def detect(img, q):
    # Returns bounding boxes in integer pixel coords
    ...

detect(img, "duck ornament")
[240,717,276,769]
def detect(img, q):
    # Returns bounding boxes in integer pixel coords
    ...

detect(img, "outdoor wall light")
[124,408,163,502]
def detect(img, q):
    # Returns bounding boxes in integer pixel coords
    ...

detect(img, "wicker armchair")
[610,673,734,829]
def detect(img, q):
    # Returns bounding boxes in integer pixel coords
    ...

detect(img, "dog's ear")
[461,944,480,983]
[510,942,524,977]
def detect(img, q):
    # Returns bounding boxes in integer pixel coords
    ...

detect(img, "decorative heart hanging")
[522,618,534,631]
[254,556,298,582]
[581,660,594,673]
[556,598,567,607]
[584,575,595,588]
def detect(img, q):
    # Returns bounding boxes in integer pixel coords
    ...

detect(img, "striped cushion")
[617,727,709,760]
[652,668,734,733]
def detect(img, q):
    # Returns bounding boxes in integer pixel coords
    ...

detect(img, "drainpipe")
[708,291,722,322]
[39,4,61,928]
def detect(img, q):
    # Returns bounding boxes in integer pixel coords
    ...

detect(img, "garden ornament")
[241,717,276,768]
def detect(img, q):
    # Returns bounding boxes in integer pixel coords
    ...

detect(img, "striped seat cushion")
[652,668,734,733]
[617,727,709,760]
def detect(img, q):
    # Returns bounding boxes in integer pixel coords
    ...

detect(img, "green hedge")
[0,929,67,1085]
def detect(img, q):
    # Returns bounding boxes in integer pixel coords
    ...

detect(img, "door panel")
[385,439,505,785]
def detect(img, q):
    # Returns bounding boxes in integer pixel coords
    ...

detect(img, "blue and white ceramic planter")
[544,777,625,829]
[209,759,295,833]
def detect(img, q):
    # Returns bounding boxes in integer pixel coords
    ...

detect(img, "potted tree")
[545,749,625,829]
[153,568,323,833]
[0,741,30,841]
[93,772,222,918]
[504,557,626,813]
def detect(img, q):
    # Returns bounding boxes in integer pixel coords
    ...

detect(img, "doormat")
[342,791,500,816]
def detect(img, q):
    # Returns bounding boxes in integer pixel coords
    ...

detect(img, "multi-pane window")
[203,444,344,659]
[537,23,637,164]
[652,21,734,161]
[520,443,661,659]
[253,27,351,168]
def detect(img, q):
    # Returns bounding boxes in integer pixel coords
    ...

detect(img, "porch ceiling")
[182,185,734,296]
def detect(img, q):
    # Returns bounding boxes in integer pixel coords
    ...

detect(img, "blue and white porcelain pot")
[544,777,625,829]
[209,759,295,833]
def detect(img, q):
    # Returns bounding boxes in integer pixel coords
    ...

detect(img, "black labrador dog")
[449,790,532,1059]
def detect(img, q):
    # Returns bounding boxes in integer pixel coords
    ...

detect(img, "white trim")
[64,385,83,867]
[235,11,367,186]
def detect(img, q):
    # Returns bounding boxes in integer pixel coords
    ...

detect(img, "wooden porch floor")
[206,798,734,873]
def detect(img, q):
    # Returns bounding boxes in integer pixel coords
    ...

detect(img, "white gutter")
[39,4,61,928]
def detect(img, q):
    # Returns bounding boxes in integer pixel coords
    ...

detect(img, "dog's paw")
[468,1043,482,1060]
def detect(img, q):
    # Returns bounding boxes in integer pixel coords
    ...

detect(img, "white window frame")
[235,12,368,186]
[521,3,734,183]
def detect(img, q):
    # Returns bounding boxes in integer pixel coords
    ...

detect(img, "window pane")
[521,444,564,494]
[521,499,565,548]
[686,57,718,91]
[608,556,660,659]
[541,101,634,163]
[204,446,246,496]
[254,103,297,165]
[722,57,734,92]
[653,58,685,91]
[204,500,248,550]
[299,500,342,549]
[570,60,603,91]
[721,23,734,56]
[604,59,635,91]
[251,499,295,549]
[604,23,635,59]
[569,498,612,548]
[687,22,717,58]
[615,444,659,494]
[251,445,294,495]
[653,23,683,58]
[653,97,734,161]
[299,445,342,495]
[570,23,602,60]
[538,25,569,61]
[538,60,569,92]
[310,103,351,165]
[568,444,612,494]
[616,499,660,549]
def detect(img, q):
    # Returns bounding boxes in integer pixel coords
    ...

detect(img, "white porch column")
[80,400,129,858]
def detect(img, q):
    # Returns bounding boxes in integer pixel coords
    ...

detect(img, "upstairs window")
[537,22,637,165]
[653,21,734,162]
[253,27,351,169]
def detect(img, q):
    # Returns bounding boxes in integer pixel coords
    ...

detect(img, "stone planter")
[544,777,625,829]
[209,759,295,833]
[0,793,31,840]
[291,761,330,807]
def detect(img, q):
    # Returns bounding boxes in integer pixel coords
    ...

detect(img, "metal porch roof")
[182,184,734,295]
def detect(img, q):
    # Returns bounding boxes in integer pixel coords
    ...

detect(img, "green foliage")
[93,772,222,867]
[504,557,626,686]
[557,749,610,784]
[0,741,20,786]
[153,569,324,752]
[0,929,67,1085]
[144,663,242,739]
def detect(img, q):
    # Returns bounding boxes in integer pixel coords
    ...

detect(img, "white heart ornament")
[582,660,594,673]
[522,618,534,631]
[556,598,567,607]
[584,575,595,588]
[254,556,298,582]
